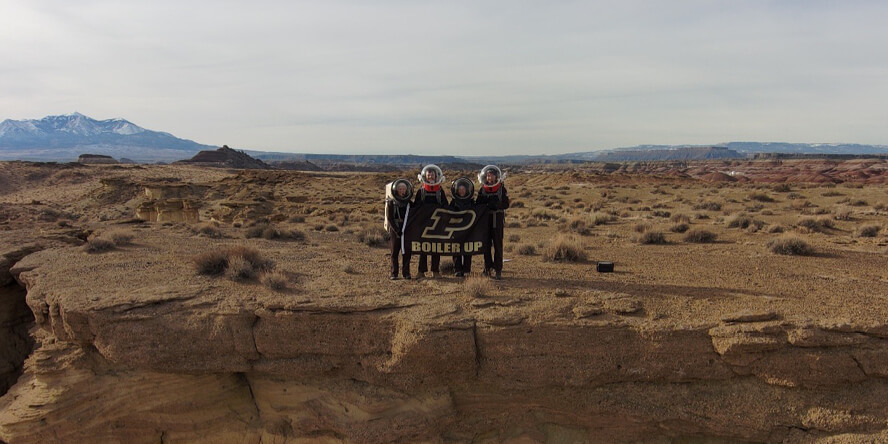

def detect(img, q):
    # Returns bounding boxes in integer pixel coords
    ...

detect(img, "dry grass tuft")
[542,235,587,262]
[797,217,835,233]
[517,243,537,255]
[636,231,667,245]
[727,213,765,231]
[669,223,689,233]
[768,236,815,256]
[358,228,390,247]
[193,223,224,238]
[106,229,135,246]
[262,271,290,291]
[748,192,775,202]
[855,224,882,238]
[226,255,257,281]
[83,238,115,254]
[246,223,306,241]
[684,229,717,243]
[693,201,722,211]
[464,276,493,298]
[194,246,274,278]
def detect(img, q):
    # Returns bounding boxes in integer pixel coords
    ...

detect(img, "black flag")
[401,204,491,255]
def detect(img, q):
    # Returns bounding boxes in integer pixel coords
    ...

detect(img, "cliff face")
[2,230,888,443]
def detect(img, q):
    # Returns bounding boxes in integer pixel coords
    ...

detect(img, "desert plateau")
[1,158,888,444]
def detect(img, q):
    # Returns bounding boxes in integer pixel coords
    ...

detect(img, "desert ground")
[1,159,887,443]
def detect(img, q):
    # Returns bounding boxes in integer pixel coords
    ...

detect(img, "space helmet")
[450,177,475,201]
[389,178,414,203]
[478,165,505,186]
[418,164,445,186]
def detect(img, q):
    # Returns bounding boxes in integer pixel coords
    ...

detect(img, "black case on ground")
[596,261,614,273]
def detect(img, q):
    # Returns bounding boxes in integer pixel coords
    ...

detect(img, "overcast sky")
[1,0,886,155]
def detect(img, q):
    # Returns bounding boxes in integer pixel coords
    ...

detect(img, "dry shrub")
[652,210,671,218]
[568,217,591,236]
[194,246,274,278]
[767,225,786,234]
[464,276,493,298]
[684,229,717,243]
[822,190,844,197]
[772,184,792,193]
[693,201,722,211]
[289,215,306,223]
[262,271,289,291]
[727,213,764,230]
[590,212,615,225]
[543,235,587,262]
[634,223,652,233]
[531,208,556,220]
[850,200,868,207]
[833,207,853,221]
[83,238,115,254]
[226,255,257,281]
[193,250,229,276]
[517,244,537,255]
[768,236,814,256]
[508,234,521,242]
[194,223,224,238]
[636,231,667,245]
[325,224,340,232]
[358,228,390,247]
[797,217,834,233]
[669,223,689,233]
[106,229,135,246]
[670,213,691,224]
[247,223,305,241]
[855,224,882,238]
[749,192,775,203]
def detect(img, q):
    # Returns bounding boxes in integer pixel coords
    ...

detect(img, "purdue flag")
[401,204,491,255]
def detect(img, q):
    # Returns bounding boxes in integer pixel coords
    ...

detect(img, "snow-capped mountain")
[0,112,216,162]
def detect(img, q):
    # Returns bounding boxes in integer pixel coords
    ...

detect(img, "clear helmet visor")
[451,177,475,200]
[418,164,445,186]
[390,178,413,202]
[478,165,505,186]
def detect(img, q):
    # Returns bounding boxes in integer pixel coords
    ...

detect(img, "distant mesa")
[77,154,118,164]
[177,145,270,169]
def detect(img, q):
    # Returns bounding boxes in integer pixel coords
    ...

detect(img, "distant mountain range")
[2,113,887,165]
[0,112,215,162]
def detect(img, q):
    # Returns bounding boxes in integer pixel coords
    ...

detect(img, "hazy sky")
[2,1,887,155]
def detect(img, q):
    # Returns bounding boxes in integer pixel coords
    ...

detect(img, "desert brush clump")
[797,217,835,233]
[669,223,689,233]
[567,216,591,236]
[193,223,224,238]
[246,223,306,241]
[106,229,135,246]
[464,276,493,298]
[693,201,723,211]
[517,243,537,255]
[684,229,717,243]
[748,192,775,203]
[543,235,587,262]
[726,213,765,231]
[855,224,882,238]
[768,236,815,256]
[261,271,290,291]
[635,231,667,245]
[83,238,116,254]
[193,246,274,279]
[358,228,390,247]
[589,212,616,225]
